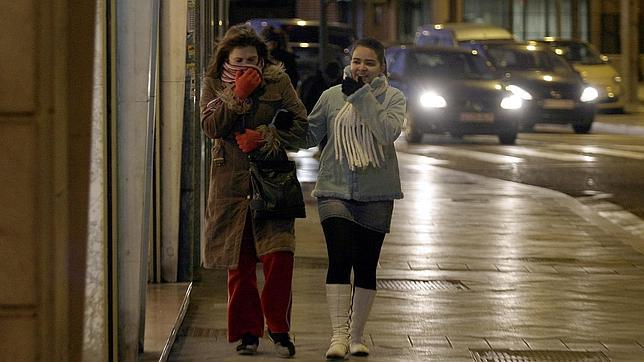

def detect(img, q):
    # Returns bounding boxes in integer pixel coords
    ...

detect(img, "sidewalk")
[593,84,644,136]
[168,152,644,362]
[594,104,644,136]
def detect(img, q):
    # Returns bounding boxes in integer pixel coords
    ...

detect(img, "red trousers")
[227,218,294,342]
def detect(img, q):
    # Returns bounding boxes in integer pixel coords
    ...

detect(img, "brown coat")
[199,64,308,269]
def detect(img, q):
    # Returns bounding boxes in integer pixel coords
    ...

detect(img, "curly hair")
[205,23,274,78]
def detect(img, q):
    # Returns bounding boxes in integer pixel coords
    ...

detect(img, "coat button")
[246,195,251,199]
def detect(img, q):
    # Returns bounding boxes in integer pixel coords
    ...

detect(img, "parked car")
[415,22,515,47]
[480,42,598,133]
[530,38,624,113]
[386,45,524,144]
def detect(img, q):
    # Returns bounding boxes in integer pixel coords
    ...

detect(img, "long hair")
[352,37,387,74]
[205,24,273,79]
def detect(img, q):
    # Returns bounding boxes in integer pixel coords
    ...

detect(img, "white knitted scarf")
[333,69,389,170]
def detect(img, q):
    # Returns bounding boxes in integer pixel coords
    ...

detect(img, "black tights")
[321,217,385,290]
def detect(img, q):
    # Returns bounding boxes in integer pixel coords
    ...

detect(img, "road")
[396,123,644,238]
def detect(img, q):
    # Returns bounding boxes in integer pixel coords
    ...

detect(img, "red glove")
[234,68,262,99]
[235,128,264,153]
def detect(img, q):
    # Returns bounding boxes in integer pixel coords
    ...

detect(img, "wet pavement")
[168,147,644,361]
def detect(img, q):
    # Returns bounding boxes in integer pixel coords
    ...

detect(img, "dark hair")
[205,24,274,78]
[260,26,288,50]
[325,62,342,81]
[352,37,387,73]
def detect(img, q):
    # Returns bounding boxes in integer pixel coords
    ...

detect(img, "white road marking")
[548,144,644,160]
[422,146,524,164]
[609,144,644,152]
[483,146,597,162]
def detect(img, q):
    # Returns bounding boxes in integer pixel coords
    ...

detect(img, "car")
[415,22,515,47]
[386,45,524,144]
[480,42,598,133]
[529,38,624,113]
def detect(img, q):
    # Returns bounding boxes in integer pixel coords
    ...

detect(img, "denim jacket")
[302,78,406,201]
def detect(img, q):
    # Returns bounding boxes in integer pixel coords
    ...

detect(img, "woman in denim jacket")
[303,38,406,359]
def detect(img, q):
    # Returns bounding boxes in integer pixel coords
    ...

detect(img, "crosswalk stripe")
[422,146,524,163]
[412,142,644,164]
[548,144,644,160]
[609,144,644,152]
[482,146,597,162]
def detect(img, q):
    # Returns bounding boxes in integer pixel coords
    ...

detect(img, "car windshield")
[485,47,573,73]
[408,52,492,80]
[550,42,605,65]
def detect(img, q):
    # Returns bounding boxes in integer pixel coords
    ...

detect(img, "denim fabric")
[302,81,407,201]
[318,197,394,233]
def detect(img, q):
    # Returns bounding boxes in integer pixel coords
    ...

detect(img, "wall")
[0,1,95,361]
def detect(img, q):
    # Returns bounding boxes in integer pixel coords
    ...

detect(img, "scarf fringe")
[333,75,389,171]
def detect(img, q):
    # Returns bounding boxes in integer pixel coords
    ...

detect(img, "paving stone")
[437,263,469,271]
[562,340,609,351]
[523,338,568,350]
[484,337,530,350]
[408,335,451,348]
[524,264,559,273]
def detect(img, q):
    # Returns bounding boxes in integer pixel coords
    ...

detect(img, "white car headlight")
[500,95,522,110]
[419,93,447,108]
[506,85,533,100]
[580,86,598,102]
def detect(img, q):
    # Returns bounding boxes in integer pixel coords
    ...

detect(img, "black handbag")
[249,160,306,219]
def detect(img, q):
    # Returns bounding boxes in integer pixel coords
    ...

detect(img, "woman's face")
[228,46,259,66]
[350,46,384,84]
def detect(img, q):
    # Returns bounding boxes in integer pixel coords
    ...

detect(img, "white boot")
[349,287,376,356]
[325,284,352,359]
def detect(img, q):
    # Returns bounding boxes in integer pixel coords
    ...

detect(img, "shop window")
[398,0,429,43]
[463,0,511,29]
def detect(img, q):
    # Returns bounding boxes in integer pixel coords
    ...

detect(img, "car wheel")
[404,113,423,143]
[498,131,517,145]
[572,122,592,134]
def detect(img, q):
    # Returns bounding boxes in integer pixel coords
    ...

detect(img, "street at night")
[399,114,644,240]
[7,1,644,360]
[170,110,644,361]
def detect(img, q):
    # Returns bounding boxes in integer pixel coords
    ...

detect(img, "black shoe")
[267,330,296,358]
[236,333,259,355]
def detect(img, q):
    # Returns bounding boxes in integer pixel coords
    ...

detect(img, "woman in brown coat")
[199,24,308,358]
